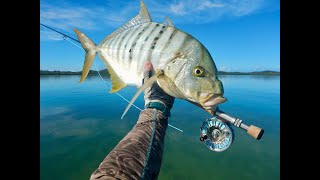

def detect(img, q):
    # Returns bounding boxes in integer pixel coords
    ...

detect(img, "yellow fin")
[98,54,127,93]
[121,70,164,119]
[140,0,151,22]
[73,29,97,83]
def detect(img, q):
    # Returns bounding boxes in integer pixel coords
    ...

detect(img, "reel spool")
[200,116,234,152]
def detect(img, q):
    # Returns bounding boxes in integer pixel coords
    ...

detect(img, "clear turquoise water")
[40,75,280,180]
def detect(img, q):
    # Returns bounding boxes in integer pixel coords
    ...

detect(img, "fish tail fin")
[73,28,97,83]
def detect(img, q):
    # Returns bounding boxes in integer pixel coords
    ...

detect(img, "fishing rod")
[40,23,80,43]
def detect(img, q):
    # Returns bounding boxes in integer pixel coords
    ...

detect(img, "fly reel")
[200,116,234,152]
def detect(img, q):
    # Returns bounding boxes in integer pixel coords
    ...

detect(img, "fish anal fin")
[110,80,127,93]
[100,58,127,93]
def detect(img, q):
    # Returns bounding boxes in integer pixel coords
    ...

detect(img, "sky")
[40,0,280,72]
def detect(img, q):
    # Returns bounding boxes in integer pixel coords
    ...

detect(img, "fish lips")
[200,93,227,109]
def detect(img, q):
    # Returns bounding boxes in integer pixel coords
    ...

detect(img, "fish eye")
[193,66,204,77]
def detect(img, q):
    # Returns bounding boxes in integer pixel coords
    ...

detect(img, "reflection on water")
[40,75,280,180]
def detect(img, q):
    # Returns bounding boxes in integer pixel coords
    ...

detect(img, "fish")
[73,0,227,119]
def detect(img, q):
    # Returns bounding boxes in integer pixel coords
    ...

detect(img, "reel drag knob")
[200,116,234,152]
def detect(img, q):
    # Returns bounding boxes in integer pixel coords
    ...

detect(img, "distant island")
[40,70,280,76]
[40,69,111,77]
[218,70,280,75]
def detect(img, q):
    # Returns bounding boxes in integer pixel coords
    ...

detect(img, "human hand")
[143,61,175,111]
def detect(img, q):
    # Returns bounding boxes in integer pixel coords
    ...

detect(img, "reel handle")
[215,109,264,140]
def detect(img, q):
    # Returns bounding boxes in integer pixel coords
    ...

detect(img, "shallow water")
[40,75,280,180]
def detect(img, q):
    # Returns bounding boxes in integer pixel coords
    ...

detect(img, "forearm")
[90,108,168,180]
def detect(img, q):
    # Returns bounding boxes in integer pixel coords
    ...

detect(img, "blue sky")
[40,0,279,72]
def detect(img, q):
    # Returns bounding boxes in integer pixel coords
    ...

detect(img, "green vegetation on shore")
[40,70,111,77]
[40,70,279,76]
[218,70,280,75]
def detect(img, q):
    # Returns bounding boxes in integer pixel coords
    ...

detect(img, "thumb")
[143,61,154,84]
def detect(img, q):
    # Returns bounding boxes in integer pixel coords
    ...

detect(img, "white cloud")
[170,2,187,15]
[197,1,224,10]
[40,3,100,32]
[168,0,224,16]
[227,0,265,16]
[40,0,277,40]
[146,0,271,24]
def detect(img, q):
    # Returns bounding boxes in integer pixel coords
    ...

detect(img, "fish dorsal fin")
[100,0,152,44]
[98,54,127,93]
[140,0,152,22]
[164,16,174,27]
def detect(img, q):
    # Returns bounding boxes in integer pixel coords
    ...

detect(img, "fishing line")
[41,23,183,133]
[41,25,65,41]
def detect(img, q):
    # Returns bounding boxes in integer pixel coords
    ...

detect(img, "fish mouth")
[199,93,227,110]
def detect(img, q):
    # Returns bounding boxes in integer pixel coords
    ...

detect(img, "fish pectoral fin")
[164,16,174,27]
[120,70,164,119]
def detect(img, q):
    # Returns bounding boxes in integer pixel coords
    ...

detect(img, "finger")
[144,60,153,71]
[143,61,154,84]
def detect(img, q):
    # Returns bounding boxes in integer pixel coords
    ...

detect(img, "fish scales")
[133,23,158,74]
[126,24,150,70]
[117,25,142,69]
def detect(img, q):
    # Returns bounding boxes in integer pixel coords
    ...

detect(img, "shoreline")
[40,70,280,76]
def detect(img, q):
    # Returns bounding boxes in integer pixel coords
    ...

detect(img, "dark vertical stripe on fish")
[109,33,123,60]
[152,25,169,66]
[157,28,177,64]
[135,23,158,71]
[116,28,133,63]
[129,23,151,61]
[124,25,148,69]
[128,24,149,62]
[114,29,133,63]
[145,25,167,66]
[115,27,137,69]
[105,34,119,56]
